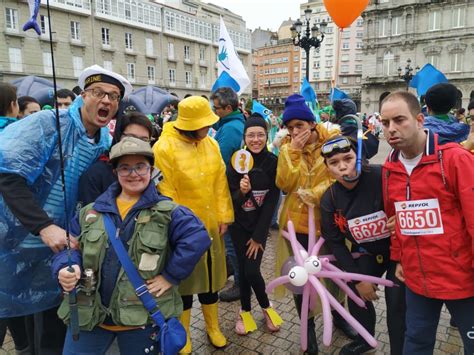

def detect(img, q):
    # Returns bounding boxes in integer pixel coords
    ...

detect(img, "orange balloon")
[323,0,370,29]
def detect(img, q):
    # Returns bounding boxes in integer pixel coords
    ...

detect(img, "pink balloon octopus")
[266,206,395,351]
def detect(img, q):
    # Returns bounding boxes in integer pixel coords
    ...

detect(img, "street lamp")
[397,58,419,91]
[290,7,326,81]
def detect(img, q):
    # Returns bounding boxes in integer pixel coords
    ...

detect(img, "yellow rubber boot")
[179,309,192,354]
[201,303,227,348]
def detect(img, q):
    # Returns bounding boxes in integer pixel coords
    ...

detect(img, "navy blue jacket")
[52,181,211,308]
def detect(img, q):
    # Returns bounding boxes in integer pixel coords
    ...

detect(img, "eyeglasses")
[245,133,267,140]
[85,88,121,102]
[321,137,352,157]
[121,133,151,143]
[116,162,151,177]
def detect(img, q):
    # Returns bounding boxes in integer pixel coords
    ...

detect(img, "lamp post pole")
[290,8,327,81]
[398,58,419,91]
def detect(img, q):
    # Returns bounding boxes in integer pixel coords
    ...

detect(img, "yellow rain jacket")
[153,123,234,295]
[275,123,341,299]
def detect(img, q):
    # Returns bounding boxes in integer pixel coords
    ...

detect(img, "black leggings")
[182,292,219,310]
[230,225,269,311]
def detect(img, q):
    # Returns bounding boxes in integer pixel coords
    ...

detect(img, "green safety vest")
[57,200,183,331]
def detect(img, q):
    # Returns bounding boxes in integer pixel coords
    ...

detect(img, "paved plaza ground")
[1,140,466,354]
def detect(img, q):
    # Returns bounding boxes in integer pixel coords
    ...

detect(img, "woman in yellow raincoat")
[153,96,233,353]
[275,94,356,354]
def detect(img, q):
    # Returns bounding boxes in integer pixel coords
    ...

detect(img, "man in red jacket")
[380,91,474,354]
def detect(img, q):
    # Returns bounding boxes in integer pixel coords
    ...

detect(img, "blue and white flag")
[409,63,448,97]
[252,100,272,120]
[329,87,350,102]
[300,78,319,121]
[212,17,250,95]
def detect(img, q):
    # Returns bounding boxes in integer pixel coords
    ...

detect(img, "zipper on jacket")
[405,173,429,296]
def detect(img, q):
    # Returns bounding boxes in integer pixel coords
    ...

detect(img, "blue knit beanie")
[282,94,315,125]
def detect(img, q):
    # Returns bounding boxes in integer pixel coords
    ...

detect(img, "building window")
[451,53,463,72]
[294,65,298,73]
[43,52,52,75]
[294,55,299,62]
[341,54,349,62]
[127,63,135,82]
[9,48,22,72]
[146,38,154,56]
[325,26,334,34]
[199,47,206,61]
[452,8,464,28]
[168,42,174,59]
[326,49,333,56]
[342,77,349,84]
[147,66,155,84]
[200,71,206,88]
[5,8,18,31]
[427,55,439,68]
[392,16,400,36]
[312,71,319,79]
[356,31,364,38]
[125,32,133,50]
[379,18,387,37]
[342,42,350,50]
[355,53,362,61]
[342,30,351,39]
[169,69,176,85]
[70,21,80,41]
[429,11,441,31]
[72,56,83,77]
[383,51,394,76]
[102,27,110,46]
[103,60,112,71]
[325,71,332,79]
[356,42,363,49]
[185,71,192,86]
[326,60,333,67]
[355,64,362,72]
[356,76,361,83]
[356,18,363,27]
[341,65,349,73]
[184,45,190,60]
[40,15,49,35]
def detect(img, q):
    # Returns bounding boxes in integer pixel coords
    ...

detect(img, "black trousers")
[230,225,269,311]
[0,316,29,350]
[345,254,405,355]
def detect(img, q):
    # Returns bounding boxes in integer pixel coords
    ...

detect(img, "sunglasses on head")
[321,137,353,157]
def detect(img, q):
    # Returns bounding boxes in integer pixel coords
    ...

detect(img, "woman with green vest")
[51,136,210,353]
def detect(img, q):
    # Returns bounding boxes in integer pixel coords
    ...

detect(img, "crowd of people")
[0,65,473,355]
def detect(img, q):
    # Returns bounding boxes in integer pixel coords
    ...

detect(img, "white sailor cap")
[78,64,133,99]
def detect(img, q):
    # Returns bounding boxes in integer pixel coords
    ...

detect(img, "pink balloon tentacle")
[324,288,378,348]
[307,206,316,254]
[309,288,317,311]
[265,275,290,294]
[310,236,325,257]
[317,271,395,288]
[287,220,305,266]
[319,252,365,261]
[317,272,366,308]
[308,276,333,347]
[300,284,311,351]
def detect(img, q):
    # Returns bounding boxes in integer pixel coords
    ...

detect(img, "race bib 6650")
[394,198,444,236]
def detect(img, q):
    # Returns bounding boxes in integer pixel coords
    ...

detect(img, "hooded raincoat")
[0,97,111,317]
[153,122,234,295]
[274,123,340,299]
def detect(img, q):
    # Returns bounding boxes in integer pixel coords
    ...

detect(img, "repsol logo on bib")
[401,202,429,209]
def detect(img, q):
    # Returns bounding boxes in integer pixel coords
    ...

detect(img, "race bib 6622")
[394,198,444,236]
[347,210,390,244]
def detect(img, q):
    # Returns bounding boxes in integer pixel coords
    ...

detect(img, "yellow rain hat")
[174,96,219,131]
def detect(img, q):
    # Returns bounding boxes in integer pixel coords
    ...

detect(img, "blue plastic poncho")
[0,97,111,317]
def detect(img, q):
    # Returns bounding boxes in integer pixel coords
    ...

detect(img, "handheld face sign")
[231,149,254,174]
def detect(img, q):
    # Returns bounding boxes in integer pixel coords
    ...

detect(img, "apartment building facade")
[0,0,252,97]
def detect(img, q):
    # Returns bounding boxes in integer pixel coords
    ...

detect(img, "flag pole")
[45,0,80,341]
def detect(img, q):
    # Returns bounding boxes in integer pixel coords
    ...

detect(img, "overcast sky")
[205,0,303,31]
